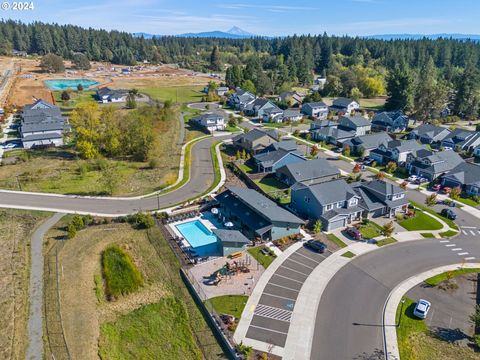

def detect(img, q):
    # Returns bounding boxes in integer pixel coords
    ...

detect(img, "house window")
[304,196,310,203]
[326,204,333,210]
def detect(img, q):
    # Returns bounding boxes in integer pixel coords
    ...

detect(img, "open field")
[44,221,223,360]
[205,295,248,319]
[0,209,49,360]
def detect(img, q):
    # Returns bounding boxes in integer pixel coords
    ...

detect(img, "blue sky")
[4,0,480,36]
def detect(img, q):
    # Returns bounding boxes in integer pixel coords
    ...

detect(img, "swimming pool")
[175,220,221,257]
[44,79,99,90]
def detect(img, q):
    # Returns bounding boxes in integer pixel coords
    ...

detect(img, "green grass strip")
[424,268,480,286]
[327,233,347,248]
[376,237,397,247]
[341,251,356,258]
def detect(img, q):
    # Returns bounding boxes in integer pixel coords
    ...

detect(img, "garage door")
[327,218,346,231]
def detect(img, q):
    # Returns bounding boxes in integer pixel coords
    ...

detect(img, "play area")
[188,252,265,299]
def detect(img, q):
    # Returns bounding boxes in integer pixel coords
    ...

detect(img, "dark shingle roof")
[442,162,480,186]
[22,132,63,141]
[233,128,278,143]
[277,158,340,184]
[294,179,358,205]
[254,149,305,167]
[212,229,251,244]
[332,97,356,108]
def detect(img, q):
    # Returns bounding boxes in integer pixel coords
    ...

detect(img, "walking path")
[26,213,65,360]
[383,262,480,360]
[0,114,15,161]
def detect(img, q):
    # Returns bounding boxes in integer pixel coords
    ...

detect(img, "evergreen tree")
[385,61,415,112]
[72,52,91,70]
[40,53,65,73]
[210,46,222,71]
[453,62,480,119]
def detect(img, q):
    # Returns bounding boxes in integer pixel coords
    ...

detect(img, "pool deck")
[169,215,219,251]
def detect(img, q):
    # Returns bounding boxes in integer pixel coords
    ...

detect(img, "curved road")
[311,207,480,360]
[0,135,226,215]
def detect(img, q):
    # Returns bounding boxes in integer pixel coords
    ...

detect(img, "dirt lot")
[44,222,170,360]
[0,210,49,360]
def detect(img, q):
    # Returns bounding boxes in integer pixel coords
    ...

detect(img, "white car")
[4,143,16,149]
[413,299,431,319]
[407,175,418,182]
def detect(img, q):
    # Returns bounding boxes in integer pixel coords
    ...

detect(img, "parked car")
[441,186,452,194]
[413,299,431,319]
[431,184,441,191]
[304,240,327,253]
[407,175,418,182]
[441,208,457,220]
[418,177,428,184]
[345,227,363,240]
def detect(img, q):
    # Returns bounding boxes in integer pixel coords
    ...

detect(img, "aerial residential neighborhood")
[0,1,480,360]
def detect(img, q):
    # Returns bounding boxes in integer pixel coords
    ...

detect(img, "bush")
[67,223,77,239]
[128,212,155,229]
[102,245,143,299]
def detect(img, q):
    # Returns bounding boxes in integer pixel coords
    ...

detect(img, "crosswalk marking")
[470,230,476,236]
[458,252,469,256]
[463,230,468,235]
[254,304,292,322]
[439,240,449,243]
[445,244,456,247]
[452,248,462,251]
[465,257,476,260]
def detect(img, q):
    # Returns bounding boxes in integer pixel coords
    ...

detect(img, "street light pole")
[397,298,406,327]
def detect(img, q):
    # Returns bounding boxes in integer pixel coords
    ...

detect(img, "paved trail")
[26,213,65,360]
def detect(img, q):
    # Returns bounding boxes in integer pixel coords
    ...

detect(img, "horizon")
[3,0,480,37]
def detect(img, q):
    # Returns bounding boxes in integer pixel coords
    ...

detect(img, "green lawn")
[101,245,143,299]
[409,201,459,230]
[248,246,276,268]
[99,297,202,360]
[358,221,382,239]
[359,99,385,111]
[454,195,480,207]
[237,162,256,174]
[53,90,96,108]
[424,268,480,286]
[326,233,347,248]
[439,230,458,237]
[399,211,443,231]
[204,295,248,318]
[421,233,435,238]
[376,237,397,247]
[142,86,205,103]
[341,251,356,258]
[255,176,288,194]
[396,297,428,360]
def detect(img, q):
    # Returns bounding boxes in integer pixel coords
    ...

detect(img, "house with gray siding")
[310,126,355,145]
[330,98,360,115]
[253,149,306,173]
[342,132,392,156]
[440,162,480,196]
[302,102,329,119]
[276,158,340,186]
[406,149,464,181]
[191,112,226,133]
[215,187,304,241]
[441,128,480,152]
[338,115,371,136]
[243,98,277,118]
[408,124,450,145]
[228,88,256,110]
[233,128,278,154]
[370,139,426,165]
[371,111,411,133]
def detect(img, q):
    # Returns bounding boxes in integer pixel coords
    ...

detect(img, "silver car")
[413,299,431,319]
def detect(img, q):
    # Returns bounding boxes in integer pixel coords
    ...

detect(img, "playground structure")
[203,257,252,286]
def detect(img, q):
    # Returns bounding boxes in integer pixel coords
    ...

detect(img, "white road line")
[279,264,309,277]
[462,226,476,229]
[248,324,288,335]
[284,257,315,270]
[458,252,469,256]
[292,251,323,264]
[263,292,297,302]
[470,230,476,236]
[477,230,480,235]
[452,248,462,251]
[462,230,468,235]
[271,273,304,284]
[439,240,450,243]
[445,244,456,247]
[465,257,476,260]
[268,282,300,293]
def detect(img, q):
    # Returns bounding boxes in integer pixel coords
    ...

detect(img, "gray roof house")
[310,119,336,131]
[408,124,451,144]
[228,88,256,110]
[338,115,371,136]
[277,91,304,106]
[290,179,407,231]
[233,128,278,154]
[96,87,128,103]
[371,111,412,133]
[406,150,464,181]
[215,187,304,241]
[243,98,277,118]
[263,140,298,153]
[253,148,306,173]
[302,102,329,119]
[310,126,355,146]
[330,98,360,115]
[211,229,251,257]
[191,112,226,133]
[282,109,303,122]
[441,128,480,152]
[262,106,284,123]
[342,132,392,155]
[276,158,340,186]
[440,162,480,196]
[370,139,426,164]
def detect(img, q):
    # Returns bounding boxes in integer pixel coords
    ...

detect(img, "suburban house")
[263,140,298,153]
[371,111,412,133]
[96,87,129,103]
[342,132,392,156]
[253,148,306,173]
[370,139,426,165]
[233,128,278,154]
[190,112,226,133]
[277,91,304,106]
[20,99,70,149]
[203,85,229,96]
[262,106,284,123]
[338,115,371,136]
[406,149,464,181]
[330,98,360,115]
[310,126,355,145]
[408,124,451,145]
[276,158,341,186]
[244,98,278,118]
[228,88,256,110]
[440,162,480,196]
[301,102,329,119]
[211,229,251,257]
[282,109,303,122]
[441,128,480,152]
[310,119,336,132]
[291,179,407,231]
[215,187,304,241]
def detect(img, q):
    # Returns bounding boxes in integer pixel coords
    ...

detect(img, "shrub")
[128,212,155,229]
[67,223,77,239]
[102,245,143,299]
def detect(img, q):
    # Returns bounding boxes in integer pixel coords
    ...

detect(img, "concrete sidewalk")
[383,262,480,360]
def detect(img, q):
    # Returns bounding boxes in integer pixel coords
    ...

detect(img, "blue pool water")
[44,79,99,90]
[175,220,221,257]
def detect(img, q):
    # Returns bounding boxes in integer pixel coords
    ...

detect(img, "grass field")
[52,90,96,108]
[396,297,480,360]
[0,210,49,360]
[248,246,276,269]
[399,211,443,231]
[99,297,202,360]
[142,86,205,103]
[358,221,382,239]
[102,245,144,299]
[205,295,248,319]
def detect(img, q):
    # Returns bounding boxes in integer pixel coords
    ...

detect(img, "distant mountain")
[133,27,260,39]
[365,33,480,41]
